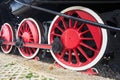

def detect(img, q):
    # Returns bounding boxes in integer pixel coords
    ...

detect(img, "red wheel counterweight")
[17,18,41,59]
[1,23,14,54]
[48,6,108,71]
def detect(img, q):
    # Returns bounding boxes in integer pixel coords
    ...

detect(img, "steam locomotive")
[0,0,120,73]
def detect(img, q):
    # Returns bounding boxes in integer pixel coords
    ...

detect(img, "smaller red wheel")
[17,18,41,59]
[1,23,13,54]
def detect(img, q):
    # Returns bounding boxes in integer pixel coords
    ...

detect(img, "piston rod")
[15,0,120,31]
[3,41,52,49]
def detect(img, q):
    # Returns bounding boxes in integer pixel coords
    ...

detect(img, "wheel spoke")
[29,40,33,43]
[80,42,96,52]
[23,48,29,56]
[26,48,31,56]
[25,48,29,54]
[28,48,33,56]
[30,36,34,40]
[25,48,29,55]
[51,33,62,37]
[24,24,28,31]
[68,49,72,63]
[6,46,9,50]
[80,38,94,40]
[22,24,25,31]
[31,48,36,52]
[77,23,85,31]
[60,17,67,29]
[80,30,89,35]
[69,19,72,28]
[18,31,22,37]
[60,49,66,59]
[26,25,31,32]
[77,47,91,61]
[56,25,64,32]
[73,49,80,64]
[73,21,78,28]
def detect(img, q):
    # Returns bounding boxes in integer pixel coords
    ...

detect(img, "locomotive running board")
[15,0,120,31]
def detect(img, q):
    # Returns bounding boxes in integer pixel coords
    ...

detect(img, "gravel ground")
[0,52,119,80]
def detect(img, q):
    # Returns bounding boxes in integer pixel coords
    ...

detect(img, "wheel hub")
[62,28,80,49]
[22,32,30,42]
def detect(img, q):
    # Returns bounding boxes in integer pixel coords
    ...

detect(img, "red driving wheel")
[1,23,14,54]
[48,6,108,70]
[17,18,41,59]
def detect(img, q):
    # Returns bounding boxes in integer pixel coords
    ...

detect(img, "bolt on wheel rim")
[1,23,13,54]
[17,18,41,59]
[48,6,108,70]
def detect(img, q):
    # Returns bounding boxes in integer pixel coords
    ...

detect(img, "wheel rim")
[1,23,13,54]
[48,6,108,70]
[17,18,41,59]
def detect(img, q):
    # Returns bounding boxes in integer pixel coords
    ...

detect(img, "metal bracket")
[52,37,63,53]
[54,61,65,69]
[81,68,99,75]
[54,61,98,75]
[0,37,4,46]
[15,38,24,47]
